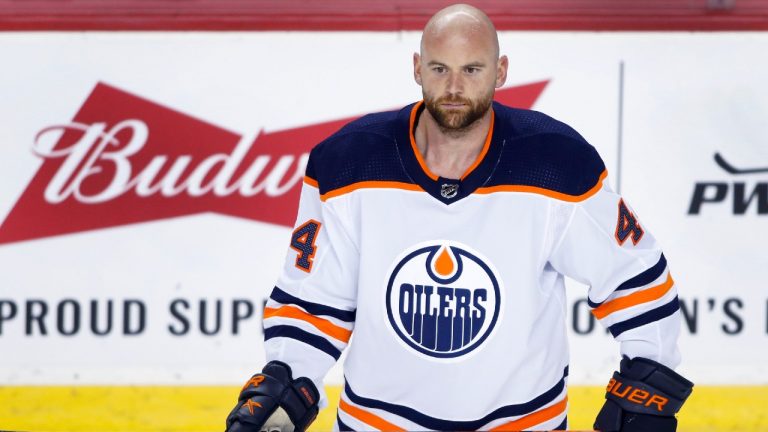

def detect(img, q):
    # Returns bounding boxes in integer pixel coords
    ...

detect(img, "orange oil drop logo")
[434,246,455,277]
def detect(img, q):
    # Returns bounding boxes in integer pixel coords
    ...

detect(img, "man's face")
[415,27,506,132]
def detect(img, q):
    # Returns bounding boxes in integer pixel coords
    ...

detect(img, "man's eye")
[433,66,445,73]
[466,67,479,74]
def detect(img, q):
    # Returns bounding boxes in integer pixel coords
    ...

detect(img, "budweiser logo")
[34,121,307,203]
[0,81,548,244]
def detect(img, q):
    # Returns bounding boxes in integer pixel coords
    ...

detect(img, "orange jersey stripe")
[460,110,495,180]
[592,273,674,320]
[408,101,496,182]
[408,101,439,181]
[303,176,319,188]
[339,399,406,432]
[320,181,423,202]
[263,306,352,343]
[475,169,608,202]
[490,396,568,431]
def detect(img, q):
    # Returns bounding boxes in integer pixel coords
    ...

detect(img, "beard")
[423,89,494,133]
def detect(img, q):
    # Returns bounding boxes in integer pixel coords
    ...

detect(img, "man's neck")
[414,107,492,180]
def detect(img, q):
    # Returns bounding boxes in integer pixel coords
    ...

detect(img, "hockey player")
[225,4,693,431]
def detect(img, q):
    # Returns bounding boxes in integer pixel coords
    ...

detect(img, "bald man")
[225,4,692,432]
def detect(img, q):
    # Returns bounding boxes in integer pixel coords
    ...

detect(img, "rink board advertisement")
[0,32,766,385]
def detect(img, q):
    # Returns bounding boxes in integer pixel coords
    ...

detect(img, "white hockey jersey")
[262,101,682,431]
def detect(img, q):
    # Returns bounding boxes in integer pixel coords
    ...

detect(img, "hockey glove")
[225,361,320,432]
[594,356,693,432]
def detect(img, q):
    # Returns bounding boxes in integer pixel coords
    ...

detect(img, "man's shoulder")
[335,109,403,136]
[493,102,586,142]
[491,103,606,198]
[310,106,408,158]
[306,105,413,194]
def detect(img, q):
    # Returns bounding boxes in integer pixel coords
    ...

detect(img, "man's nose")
[446,72,463,95]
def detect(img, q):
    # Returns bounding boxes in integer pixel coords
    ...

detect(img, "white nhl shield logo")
[441,183,459,199]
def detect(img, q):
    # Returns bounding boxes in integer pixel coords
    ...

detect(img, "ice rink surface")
[1,384,766,431]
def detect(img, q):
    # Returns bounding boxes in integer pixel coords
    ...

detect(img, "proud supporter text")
[0,297,764,337]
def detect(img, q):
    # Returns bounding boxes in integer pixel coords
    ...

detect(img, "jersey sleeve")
[548,175,682,369]
[262,155,359,408]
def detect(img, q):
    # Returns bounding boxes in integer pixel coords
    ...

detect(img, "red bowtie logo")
[0,80,547,245]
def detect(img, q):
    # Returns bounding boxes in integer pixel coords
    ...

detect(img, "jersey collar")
[396,101,504,205]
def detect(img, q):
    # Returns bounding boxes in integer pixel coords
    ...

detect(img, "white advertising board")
[0,31,766,385]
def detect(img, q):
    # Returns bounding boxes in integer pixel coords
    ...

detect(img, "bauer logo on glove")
[594,356,693,432]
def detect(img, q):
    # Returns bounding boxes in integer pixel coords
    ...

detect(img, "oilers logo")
[385,241,502,359]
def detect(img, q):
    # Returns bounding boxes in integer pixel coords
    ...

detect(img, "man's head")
[414,4,508,133]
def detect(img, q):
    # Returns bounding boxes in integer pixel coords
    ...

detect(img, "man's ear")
[414,52,423,86]
[496,55,509,88]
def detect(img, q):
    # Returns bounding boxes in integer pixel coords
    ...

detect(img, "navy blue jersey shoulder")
[304,102,606,199]
[488,102,606,197]
[305,108,412,195]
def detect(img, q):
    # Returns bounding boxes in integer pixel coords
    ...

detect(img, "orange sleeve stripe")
[303,176,319,188]
[339,399,406,432]
[320,181,423,202]
[490,396,568,431]
[592,273,674,320]
[263,306,351,343]
[475,169,608,202]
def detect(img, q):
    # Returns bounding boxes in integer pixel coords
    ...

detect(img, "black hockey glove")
[594,356,693,432]
[225,361,320,432]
